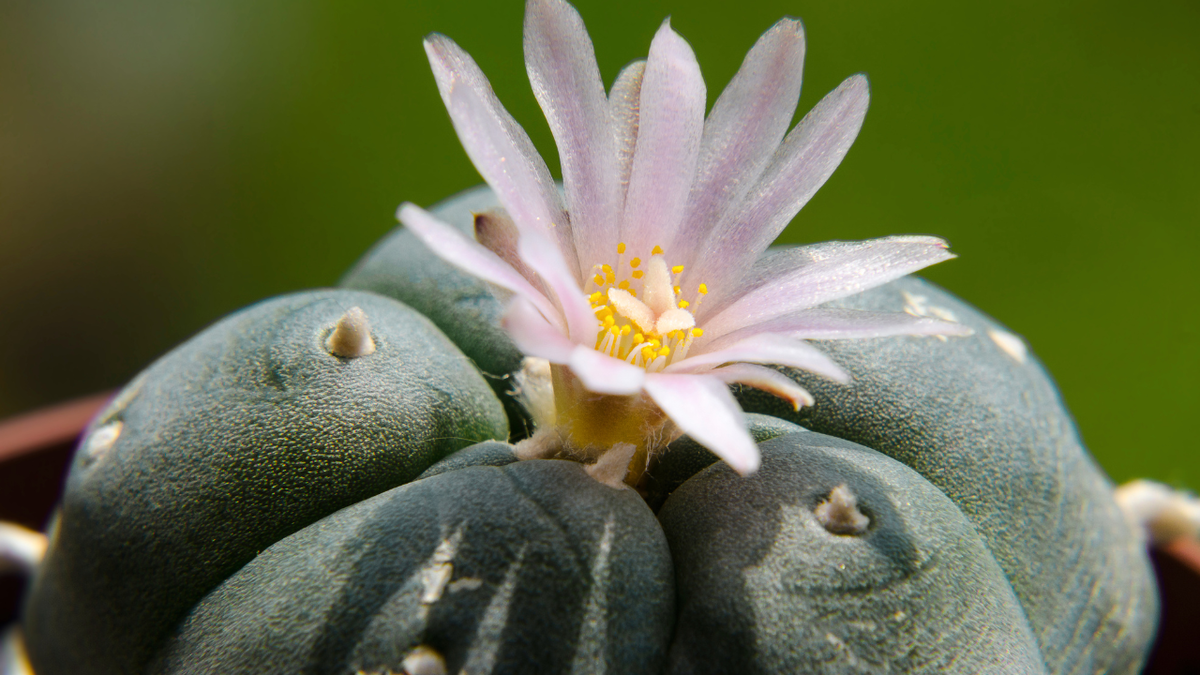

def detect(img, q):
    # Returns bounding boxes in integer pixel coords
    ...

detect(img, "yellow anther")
[673,285,681,295]
[630,258,641,268]
[698,283,708,295]
[671,265,684,274]
[601,264,613,275]
[618,280,630,290]
[658,346,671,357]
[632,333,645,345]
[610,325,621,336]
[603,316,615,328]
[597,307,613,321]
[620,325,631,336]
[631,270,644,279]
[641,345,655,357]
[589,292,603,303]
[628,288,637,297]
[691,328,705,337]
[678,300,690,308]
[648,338,661,348]
[605,272,616,284]
[593,273,605,285]
[617,242,626,254]
[651,245,663,255]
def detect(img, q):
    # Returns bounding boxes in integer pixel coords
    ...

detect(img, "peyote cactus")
[20,1,1156,673]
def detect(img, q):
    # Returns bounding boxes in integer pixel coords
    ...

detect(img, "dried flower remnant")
[398,0,968,485]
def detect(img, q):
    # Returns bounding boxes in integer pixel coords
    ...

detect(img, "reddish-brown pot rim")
[0,395,1197,672]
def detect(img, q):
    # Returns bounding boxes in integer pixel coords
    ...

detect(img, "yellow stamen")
[610,325,620,336]
[620,325,631,336]
[606,272,616,284]
[698,283,708,295]
[628,288,637,297]
[617,242,626,254]
[603,316,615,328]
[678,300,689,308]
[673,285,681,295]
[691,328,705,337]
[630,258,641,268]
[632,333,645,345]
[618,280,630,290]
[658,346,671,357]
[651,245,663,255]
[589,292,602,303]
[671,265,684,274]
[648,338,661,348]
[602,264,613,275]
[593,273,604,285]
[631,270,644,279]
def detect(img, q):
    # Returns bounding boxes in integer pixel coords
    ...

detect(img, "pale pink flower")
[398,0,967,482]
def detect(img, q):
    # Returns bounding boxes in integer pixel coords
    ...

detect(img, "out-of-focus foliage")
[0,0,1195,487]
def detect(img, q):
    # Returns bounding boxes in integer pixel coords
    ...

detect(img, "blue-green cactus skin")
[659,430,1048,675]
[734,275,1157,675]
[149,460,675,675]
[23,290,509,675]
[340,185,530,436]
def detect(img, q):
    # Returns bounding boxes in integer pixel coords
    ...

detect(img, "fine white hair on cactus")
[325,306,376,358]
[814,484,870,535]
[399,0,970,482]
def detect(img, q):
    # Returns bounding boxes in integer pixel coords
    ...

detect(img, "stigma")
[587,243,708,372]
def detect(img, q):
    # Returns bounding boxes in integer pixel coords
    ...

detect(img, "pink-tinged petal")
[398,203,563,331]
[609,59,645,212]
[474,209,543,291]
[700,308,972,352]
[682,74,870,294]
[515,231,599,342]
[619,21,706,259]
[699,236,955,333]
[706,363,814,411]
[568,346,645,395]
[670,333,849,383]
[524,0,619,260]
[643,373,759,474]
[678,19,806,267]
[502,296,577,363]
[424,35,577,273]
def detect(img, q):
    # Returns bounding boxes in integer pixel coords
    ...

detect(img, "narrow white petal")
[524,0,619,260]
[678,19,806,270]
[502,296,577,364]
[682,74,870,295]
[398,203,563,332]
[424,35,576,272]
[706,363,814,411]
[701,308,972,352]
[619,21,706,259]
[569,346,645,395]
[699,235,955,333]
[643,373,759,475]
[609,59,646,213]
[670,333,849,383]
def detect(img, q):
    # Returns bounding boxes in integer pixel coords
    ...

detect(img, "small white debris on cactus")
[987,329,1028,364]
[1115,479,1200,546]
[325,306,376,358]
[419,529,464,605]
[815,484,870,535]
[400,645,447,675]
[0,521,47,575]
[82,420,123,462]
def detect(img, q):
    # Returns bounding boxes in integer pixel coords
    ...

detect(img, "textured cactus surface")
[21,188,1158,675]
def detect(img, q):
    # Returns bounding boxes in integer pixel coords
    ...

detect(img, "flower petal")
[424,35,597,341]
[398,203,563,331]
[568,346,645,395]
[682,74,870,295]
[706,363,814,411]
[607,288,656,334]
[679,18,806,268]
[473,208,543,290]
[655,308,695,335]
[619,20,706,259]
[670,333,849,383]
[502,296,577,362]
[699,236,955,335]
[609,59,646,212]
[700,308,972,352]
[524,0,619,261]
[643,373,759,474]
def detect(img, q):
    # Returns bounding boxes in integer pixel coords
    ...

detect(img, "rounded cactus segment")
[734,276,1158,674]
[24,289,509,675]
[149,461,675,675]
[659,431,1047,675]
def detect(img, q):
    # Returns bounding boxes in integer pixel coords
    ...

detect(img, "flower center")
[586,243,709,372]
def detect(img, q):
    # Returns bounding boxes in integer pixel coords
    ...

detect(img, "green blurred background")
[0,0,1195,487]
